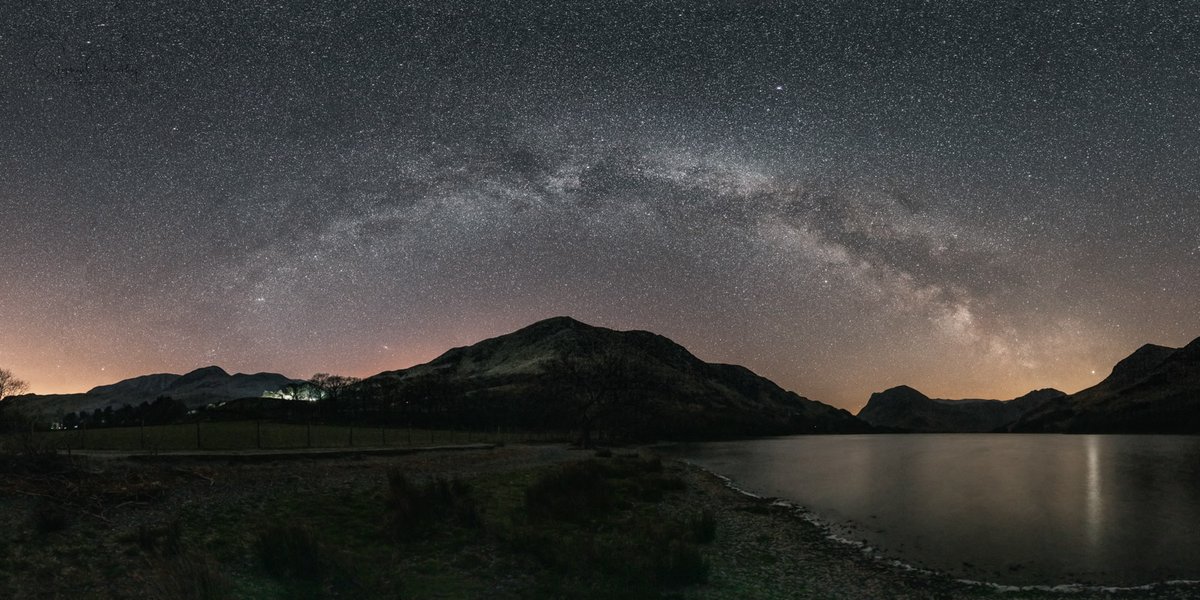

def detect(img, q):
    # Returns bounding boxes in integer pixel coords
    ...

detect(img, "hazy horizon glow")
[3,2,1198,411]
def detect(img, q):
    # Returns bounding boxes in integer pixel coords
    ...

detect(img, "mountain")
[857,385,1064,432]
[1008,337,1200,433]
[2,366,299,419]
[363,316,869,439]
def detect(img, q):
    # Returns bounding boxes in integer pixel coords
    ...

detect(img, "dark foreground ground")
[0,444,1196,599]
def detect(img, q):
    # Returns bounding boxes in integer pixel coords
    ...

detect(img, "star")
[1,0,1196,410]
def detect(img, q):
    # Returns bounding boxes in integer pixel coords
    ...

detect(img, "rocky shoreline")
[670,457,1200,599]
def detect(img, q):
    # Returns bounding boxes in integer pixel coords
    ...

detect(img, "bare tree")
[309,373,363,418]
[277,381,319,402]
[548,351,639,448]
[0,368,29,401]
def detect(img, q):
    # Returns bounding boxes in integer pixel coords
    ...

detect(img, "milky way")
[2,1,1198,409]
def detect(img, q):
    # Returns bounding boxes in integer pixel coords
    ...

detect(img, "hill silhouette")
[2,367,298,418]
[1008,337,1200,433]
[362,316,869,440]
[856,385,1064,432]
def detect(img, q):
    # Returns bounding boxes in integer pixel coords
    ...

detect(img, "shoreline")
[669,455,1200,599]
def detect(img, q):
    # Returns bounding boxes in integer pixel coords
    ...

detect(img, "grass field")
[0,448,724,599]
[22,421,566,452]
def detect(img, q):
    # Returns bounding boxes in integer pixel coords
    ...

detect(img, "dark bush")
[147,554,232,600]
[603,455,663,479]
[690,509,717,544]
[254,523,325,581]
[631,474,687,502]
[386,470,423,538]
[506,457,711,593]
[137,519,183,556]
[524,461,614,522]
[32,502,67,533]
[386,469,478,540]
[136,525,155,552]
[428,476,481,529]
[655,540,708,586]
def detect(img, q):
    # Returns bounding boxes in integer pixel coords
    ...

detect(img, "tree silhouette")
[0,368,29,401]
[309,373,363,418]
[547,350,640,447]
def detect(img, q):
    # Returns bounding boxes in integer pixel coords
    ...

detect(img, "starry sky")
[2,1,1198,411]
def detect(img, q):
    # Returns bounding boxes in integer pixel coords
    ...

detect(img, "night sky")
[2,1,1197,411]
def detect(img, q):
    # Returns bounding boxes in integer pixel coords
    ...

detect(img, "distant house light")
[263,383,326,402]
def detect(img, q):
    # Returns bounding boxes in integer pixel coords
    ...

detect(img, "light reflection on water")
[666,434,1200,585]
[1086,435,1101,557]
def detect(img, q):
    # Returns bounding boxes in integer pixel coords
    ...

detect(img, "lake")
[665,434,1200,586]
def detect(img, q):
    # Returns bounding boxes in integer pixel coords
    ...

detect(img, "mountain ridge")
[3,317,869,439]
[9,320,1195,436]
[856,385,1065,432]
[1008,337,1200,433]
[3,366,299,418]
[363,316,870,439]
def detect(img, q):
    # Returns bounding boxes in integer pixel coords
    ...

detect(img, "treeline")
[205,362,667,444]
[60,397,189,429]
[207,376,571,431]
[202,358,809,443]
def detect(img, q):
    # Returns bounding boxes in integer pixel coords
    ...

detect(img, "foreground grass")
[4,447,1192,600]
[189,454,712,599]
[0,449,710,599]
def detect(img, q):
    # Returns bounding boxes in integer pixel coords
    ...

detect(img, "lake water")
[666,434,1200,586]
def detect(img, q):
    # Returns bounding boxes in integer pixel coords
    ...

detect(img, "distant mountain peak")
[505,316,599,341]
[885,384,924,395]
[1125,343,1175,362]
[3,365,297,419]
[190,365,231,377]
[1010,336,1200,433]
[1012,388,1066,402]
[526,315,589,330]
[870,385,930,402]
[172,365,231,386]
[859,385,1063,432]
[1104,343,1177,388]
[367,317,869,438]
